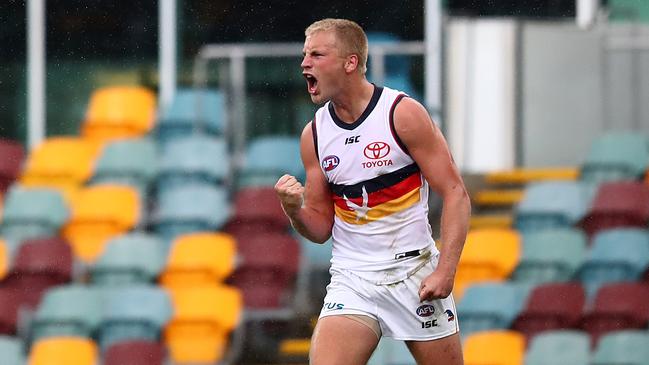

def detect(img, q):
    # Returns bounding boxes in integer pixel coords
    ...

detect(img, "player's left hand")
[418,270,454,302]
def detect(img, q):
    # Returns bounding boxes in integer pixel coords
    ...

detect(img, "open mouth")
[304,73,318,94]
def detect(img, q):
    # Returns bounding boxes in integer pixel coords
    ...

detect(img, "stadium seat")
[511,228,587,284]
[90,233,166,286]
[82,86,157,141]
[576,228,649,295]
[0,238,8,280]
[580,181,649,239]
[454,228,521,299]
[224,186,290,234]
[62,184,140,262]
[28,336,98,365]
[580,132,649,184]
[160,232,237,289]
[98,286,173,349]
[485,168,579,185]
[457,282,531,338]
[0,186,69,246]
[0,138,25,195]
[3,236,73,308]
[367,337,415,365]
[104,340,165,365]
[157,135,229,192]
[30,285,104,342]
[0,335,25,365]
[524,330,590,365]
[579,282,649,345]
[19,137,102,191]
[165,284,243,364]
[463,330,525,365]
[591,330,649,365]
[295,236,333,311]
[90,137,158,195]
[231,231,300,309]
[239,135,303,187]
[514,181,594,232]
[155,88,225,144]
[512,282,585,341]
[0,288,23,335]
[153,183,230,243]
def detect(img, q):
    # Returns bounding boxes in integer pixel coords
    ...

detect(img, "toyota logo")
[364,142,390,160]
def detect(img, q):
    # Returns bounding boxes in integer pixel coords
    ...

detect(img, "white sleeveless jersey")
[312,85,438,284]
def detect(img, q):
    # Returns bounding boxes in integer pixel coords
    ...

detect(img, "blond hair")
[305,18,368,75]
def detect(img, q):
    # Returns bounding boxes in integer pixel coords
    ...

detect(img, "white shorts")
[318,258,459,341]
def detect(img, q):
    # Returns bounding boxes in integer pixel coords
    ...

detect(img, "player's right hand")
[275,174,305,217]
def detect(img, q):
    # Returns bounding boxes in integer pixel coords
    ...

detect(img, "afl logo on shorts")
[416,304,435,317]
[364,141,390,160]
[322,155,340,171]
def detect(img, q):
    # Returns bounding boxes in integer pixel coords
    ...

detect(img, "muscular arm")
[393,98,471,300]
[275,122,334,244]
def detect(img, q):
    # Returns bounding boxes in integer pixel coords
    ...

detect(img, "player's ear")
[345,54,359,73]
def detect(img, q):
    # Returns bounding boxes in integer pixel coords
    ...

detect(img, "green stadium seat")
[0,335,25,365]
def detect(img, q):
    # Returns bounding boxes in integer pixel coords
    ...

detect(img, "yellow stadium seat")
[0,239,8,280]
[645,170,649,186]
[28,336,97,365]
[485,167,578,185]
[469,214,513,229]
[454,228,521,299]
[62,185,140,263]
[20,137,102,191]
[82,86,156,141]
[464,330,525,365]
[473,189,524,206]
[160,232,237,289]
[165,284,243,364]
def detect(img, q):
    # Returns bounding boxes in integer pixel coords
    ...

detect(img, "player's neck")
[330,79,375,124]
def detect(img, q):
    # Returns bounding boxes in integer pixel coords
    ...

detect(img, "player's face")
[301,30,347,104]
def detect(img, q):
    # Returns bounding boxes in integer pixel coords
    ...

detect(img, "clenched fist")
[275,174,305,217]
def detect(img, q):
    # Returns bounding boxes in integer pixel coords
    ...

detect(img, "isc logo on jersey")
[362,141,393,169]
[322,155,340,171]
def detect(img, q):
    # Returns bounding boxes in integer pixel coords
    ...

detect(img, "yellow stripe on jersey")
[334,186,421,225]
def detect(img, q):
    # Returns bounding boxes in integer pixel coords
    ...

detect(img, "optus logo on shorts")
[416,304,435,317]
[323,302,345,310]
[322,155,340,171]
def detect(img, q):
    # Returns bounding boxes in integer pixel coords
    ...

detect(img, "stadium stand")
[580,132,649,184]
[103,340,165,365]
[224,186,290,234]
[524,330,590,365]
[238,135,303,188]
[0,287,23,335]
[28,336,98,365]
[591,330,649,365]
[0,335,25,365]
[367,337,416,365]
[463,330,525,365]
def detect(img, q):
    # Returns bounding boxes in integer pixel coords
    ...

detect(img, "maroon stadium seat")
[0,139,25,194]
[580,182,649,240]
[579,282,649,346]
[2,236,73,308]
[104,340,165,365]
[224,186,290,235]
[230,231,300,309]
[0,287,23,335]
[512,282,585,342]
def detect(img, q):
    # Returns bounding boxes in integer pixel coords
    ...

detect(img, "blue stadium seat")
[0,335,25,365]
[525,330,590,365]
[98,285,173,349]
[512,228,587,284]
[580,132,649,184]
[157,135,229,192]
[576,228,649,296]
[456,282,531,338]
[514,181,595,232]
[0,186,69,248]
[239,135,303,187]
[367,337,414,365]
[91,233,167,286]
[591,330,649,365]
[156,88,225,145]
[153,183,231,243]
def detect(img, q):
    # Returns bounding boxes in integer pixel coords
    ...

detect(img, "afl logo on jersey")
[364,142,390,160]
[322,155,340,171]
